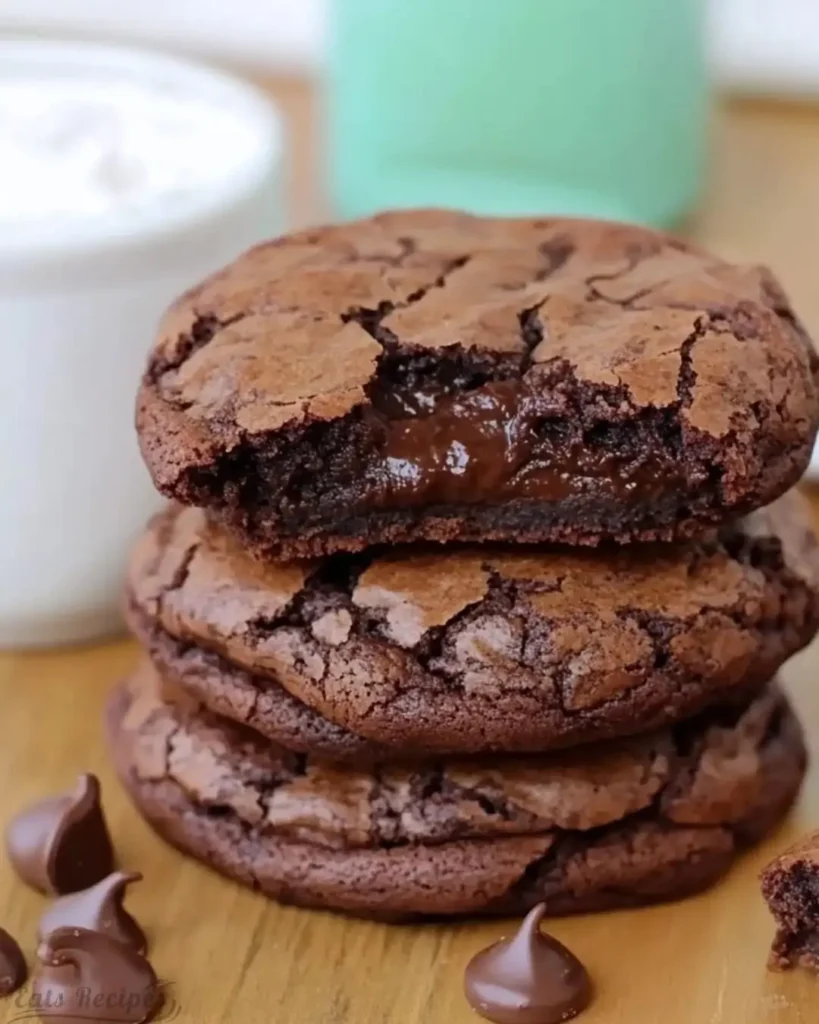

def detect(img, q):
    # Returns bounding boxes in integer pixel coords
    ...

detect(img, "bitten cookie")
[762,831,819,971]
[125,492,819,757]
[108,664,805,919]
[137,210,819,559]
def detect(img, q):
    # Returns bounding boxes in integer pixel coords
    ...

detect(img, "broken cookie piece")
[762,831,819,971]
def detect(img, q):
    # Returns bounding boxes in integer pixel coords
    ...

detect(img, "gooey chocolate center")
[365,377,682,509]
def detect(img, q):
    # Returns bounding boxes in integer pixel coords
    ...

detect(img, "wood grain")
[2,83,819,1024]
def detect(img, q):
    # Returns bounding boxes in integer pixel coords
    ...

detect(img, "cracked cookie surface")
[136,210,819,558]
[126,492,819,757]
[107,664,805,918]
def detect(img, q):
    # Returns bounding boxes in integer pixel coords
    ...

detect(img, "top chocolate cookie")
[137,210,819,558]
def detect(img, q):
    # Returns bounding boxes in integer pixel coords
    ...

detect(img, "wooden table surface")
[2,83,819,1024]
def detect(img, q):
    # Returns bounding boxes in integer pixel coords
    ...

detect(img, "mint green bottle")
[327,0,707,226]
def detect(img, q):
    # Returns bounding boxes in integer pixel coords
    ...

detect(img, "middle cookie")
[127,491,819,758]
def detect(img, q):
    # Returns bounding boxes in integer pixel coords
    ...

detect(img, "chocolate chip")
[33,927,162,1023]
[0,927,26,996]
[464,904,592,1024]
[39,872,146,953]
[5,774,114,894]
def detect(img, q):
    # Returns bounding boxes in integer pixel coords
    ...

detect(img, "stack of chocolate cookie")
[110,210,819,919]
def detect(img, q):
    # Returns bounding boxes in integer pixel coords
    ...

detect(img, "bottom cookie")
[107,665,806,920]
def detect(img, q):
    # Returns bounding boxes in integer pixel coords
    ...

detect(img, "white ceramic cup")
[0,41,283,648]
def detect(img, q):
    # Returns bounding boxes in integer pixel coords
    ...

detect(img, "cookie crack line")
[582,245,660,306]
[676,314,709,409]
[546,590,798,722]
[513,235,577,367]
[512,238,578,375]
[535,236,575,281]
[585,269,636,305]
[149,310,246,382]
[154,536,199,619]
[340,253,472,348]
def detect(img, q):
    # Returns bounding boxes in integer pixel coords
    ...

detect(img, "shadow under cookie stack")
[110,210,819,919]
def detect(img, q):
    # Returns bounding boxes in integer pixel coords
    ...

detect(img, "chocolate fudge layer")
[762,831,819,971]
[108,664,805,919]
[126,493,819,757]
[136,210,819,559]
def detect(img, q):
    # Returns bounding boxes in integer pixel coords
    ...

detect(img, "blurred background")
[2,1,817,272]
[3,0,819,646]
[5,0,819,97]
